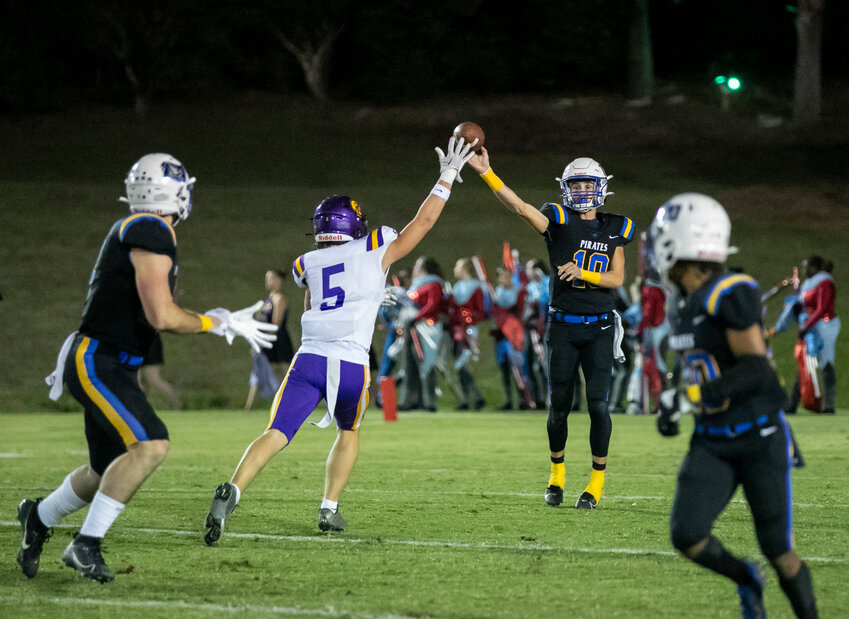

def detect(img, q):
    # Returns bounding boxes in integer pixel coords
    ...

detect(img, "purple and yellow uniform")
[267,225,398,441]
[64,214,175,474]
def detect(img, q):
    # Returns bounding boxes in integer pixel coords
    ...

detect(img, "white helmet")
[648,193,738,285]
[119,153,196,223]
[556,157,613,212]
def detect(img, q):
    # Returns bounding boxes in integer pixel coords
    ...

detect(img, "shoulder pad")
[704,273,761,328]
[541,202,568,225]
[119,214,176,253]
[366,226,399,251]
[292,254,308,288]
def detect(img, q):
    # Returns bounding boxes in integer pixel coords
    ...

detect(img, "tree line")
[1,1,843,124]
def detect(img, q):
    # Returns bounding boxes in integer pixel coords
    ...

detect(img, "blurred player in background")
[651,193,818,619]
[20,153,276,583]
[491,266,531,410]
[204,136,476,543]
[468,152,634,509]
[448,257,488,410]
[398,256,446,412]
[523,258,550,410]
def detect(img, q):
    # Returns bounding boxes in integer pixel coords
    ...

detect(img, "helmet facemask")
[556,157,613,213]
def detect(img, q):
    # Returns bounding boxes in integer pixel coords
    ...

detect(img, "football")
[452,121,485,153]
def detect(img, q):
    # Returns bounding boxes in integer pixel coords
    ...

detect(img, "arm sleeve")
[615,215,636,245]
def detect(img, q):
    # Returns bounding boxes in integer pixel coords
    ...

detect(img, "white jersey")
[292,226,398,365]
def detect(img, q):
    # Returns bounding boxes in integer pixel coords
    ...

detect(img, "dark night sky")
[1,0,846,114]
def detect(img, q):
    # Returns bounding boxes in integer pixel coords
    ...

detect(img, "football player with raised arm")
[16,154,277,583]
[650,194,818,619]
[467,152,634,509]
[204,136,476,543]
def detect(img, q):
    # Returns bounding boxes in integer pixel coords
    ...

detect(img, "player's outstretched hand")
[657,388,688,437]
[203,307,232,336]
[227,301,278,353]
[466,146,490,175]
[435,136,477,184]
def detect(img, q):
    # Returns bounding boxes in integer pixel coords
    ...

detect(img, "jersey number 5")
[572,250,608,289]
[320,263,346,311]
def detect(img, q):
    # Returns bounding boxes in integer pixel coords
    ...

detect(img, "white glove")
[435,136,477,185]
[227,301,278,353]
[204,301,278,353]
[203,307,232,337]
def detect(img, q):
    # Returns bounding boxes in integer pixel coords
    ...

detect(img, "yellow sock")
[584,469,605,502]
[548,462,565,489]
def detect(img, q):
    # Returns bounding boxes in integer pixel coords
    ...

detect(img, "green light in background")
[727,77,741,90]
[714,75,727,85]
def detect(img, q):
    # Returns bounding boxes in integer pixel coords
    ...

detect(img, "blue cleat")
[737,561,766,619]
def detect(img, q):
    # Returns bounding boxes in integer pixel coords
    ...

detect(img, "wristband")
[480,168,504,192]
[686,384,701,404]
[199,315,214,332]
[430,183,451,201]
[438,169,458,185]
[580,269,602,285]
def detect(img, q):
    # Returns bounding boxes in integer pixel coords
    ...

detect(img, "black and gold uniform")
[64,214,176,474]
[539,203,635,460]
[668,271,794,561]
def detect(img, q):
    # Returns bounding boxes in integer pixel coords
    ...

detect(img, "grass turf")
[1,408,847,618]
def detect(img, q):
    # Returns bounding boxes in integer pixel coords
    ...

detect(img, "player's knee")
[769,550,802,580]
[756,523,793,564]
[549,385,572,413]
[586,398,610,420]
[670,521,705,554]
[138,439,169,466]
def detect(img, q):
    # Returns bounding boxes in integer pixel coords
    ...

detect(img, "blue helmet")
[312,195,368,242]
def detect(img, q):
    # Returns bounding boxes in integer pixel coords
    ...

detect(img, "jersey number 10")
[572,250,608,289]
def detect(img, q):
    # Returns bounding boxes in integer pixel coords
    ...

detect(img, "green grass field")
[1,408,847,618]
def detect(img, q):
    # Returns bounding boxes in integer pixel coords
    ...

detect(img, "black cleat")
[544,485,564,507]
[737,561,765,619]
[204,482,238,546]
[318,507,347,532]
[16,498,52,579]
[574,492,598,510]
[62,535,115,583]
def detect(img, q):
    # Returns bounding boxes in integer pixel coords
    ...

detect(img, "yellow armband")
[581,269,602,286]
[199,315,214,332]
[480,168,504,192]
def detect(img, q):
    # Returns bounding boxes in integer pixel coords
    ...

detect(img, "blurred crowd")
[371,242,672,415]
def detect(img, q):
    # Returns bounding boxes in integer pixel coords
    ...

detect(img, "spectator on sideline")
[244,270,295,410]
[138,333,181,410]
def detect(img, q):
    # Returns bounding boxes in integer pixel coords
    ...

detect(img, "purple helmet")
[312,195,368,242]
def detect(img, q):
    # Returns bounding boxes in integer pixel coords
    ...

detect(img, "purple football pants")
[266,352,370,441]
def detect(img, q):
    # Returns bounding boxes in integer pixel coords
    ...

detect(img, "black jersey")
[539,204,635,315]
[667,272,787,427]
[79,214,178,356]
